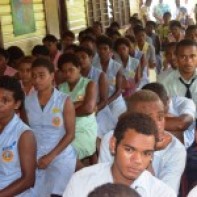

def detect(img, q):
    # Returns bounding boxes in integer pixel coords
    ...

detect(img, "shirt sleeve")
[157,146,186,194]
[98,131,114,163]
[172,96,196,119]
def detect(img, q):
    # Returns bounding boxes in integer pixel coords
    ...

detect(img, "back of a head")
[127,90,161,112]
[88,183,141,197]
[142,83,168,107]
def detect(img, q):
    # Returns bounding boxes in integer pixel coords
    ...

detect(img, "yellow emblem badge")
[52,116,61,127]
[2,150,14,162]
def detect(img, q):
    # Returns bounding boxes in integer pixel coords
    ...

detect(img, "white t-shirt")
[63,163,176,197]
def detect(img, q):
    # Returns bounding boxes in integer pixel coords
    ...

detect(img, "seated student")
[145,21,162,74]
[185,25,197,42]
[158,39,197,109]
[92,21,103,38]
[75,46,116,138]
[24,58,76,196]
[42,34,62,70]
[167,20,185,43]
[125,35,147,88]
[0,48,17,77]
[88,183,141,197]
[142,82,196,148]
[61,30,75,53]
[95,35,127,122]
[157,12,171,51]
[17,56,35,96]
[58,53,97,161]
[63,113,176,197]
[98,90,186,194]
[114,37,141,97]
[80,35,100,68]
[0,76,36,196]
[7,46,25,70]
[134,25,157,83]
[31,45,50,59]
[157,42,177,81]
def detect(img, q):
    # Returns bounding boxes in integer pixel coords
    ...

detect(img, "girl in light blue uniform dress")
[75,46,116,138]
[114,37,141,97]
[24,58,76,196]
[0,76,36,197]
[95,36,127,121]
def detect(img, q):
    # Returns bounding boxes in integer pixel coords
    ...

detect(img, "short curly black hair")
[58,53,80,70]
[114,112,157,146]
[96,35,113,49]
[114,37,131,52]
[88,183,141,197]
[0,76,24,105]
[32,57,55,73]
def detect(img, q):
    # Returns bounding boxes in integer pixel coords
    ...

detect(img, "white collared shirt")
[169,96,196,148]
[98,131,186,194]
[63,163,176,197]
[158,69,197,117]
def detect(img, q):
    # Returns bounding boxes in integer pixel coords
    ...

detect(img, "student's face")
[163,15,171,24]
[135,32,146,44]
[32,67,54,91]
[146,25,154,35]
[76,51,92,69]
[131,100,165,141]
[93,25,102,37]
[43,41,57,55]
[0,88,20,121]
[61,62,80,84]
[97,44,112,60]
[185,29,197,42]
[80,41,96,53]
[62,36,74,49]
[176,46,197,74]
[117,44,130,59]
[171,26,181,37]
[165,46,177,69]
[18,63,32,83]
[111,129,155,183]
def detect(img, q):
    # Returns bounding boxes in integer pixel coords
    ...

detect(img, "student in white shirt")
[98,90,186,194]
[158,39,197,109]
[64,112,176,197]
[157,42,177,82]
[142,82,196,148]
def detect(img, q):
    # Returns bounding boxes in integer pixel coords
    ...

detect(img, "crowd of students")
[1,7,197,197]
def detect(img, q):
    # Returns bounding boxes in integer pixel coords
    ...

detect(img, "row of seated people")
[1,17,197,196]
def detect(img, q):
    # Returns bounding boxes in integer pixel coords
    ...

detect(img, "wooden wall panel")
[0,0,46,55]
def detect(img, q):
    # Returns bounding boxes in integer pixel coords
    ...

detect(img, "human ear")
[15,100,21,110]
[109,136,117,155]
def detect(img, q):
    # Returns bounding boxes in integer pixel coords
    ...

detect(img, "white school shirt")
[63,163,176,197]
[169,96,196,148]
[98,131,186,194]
[158,69,197,116]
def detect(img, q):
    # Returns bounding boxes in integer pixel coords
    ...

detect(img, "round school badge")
[2,150,14,162]
[52,116,61,127]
